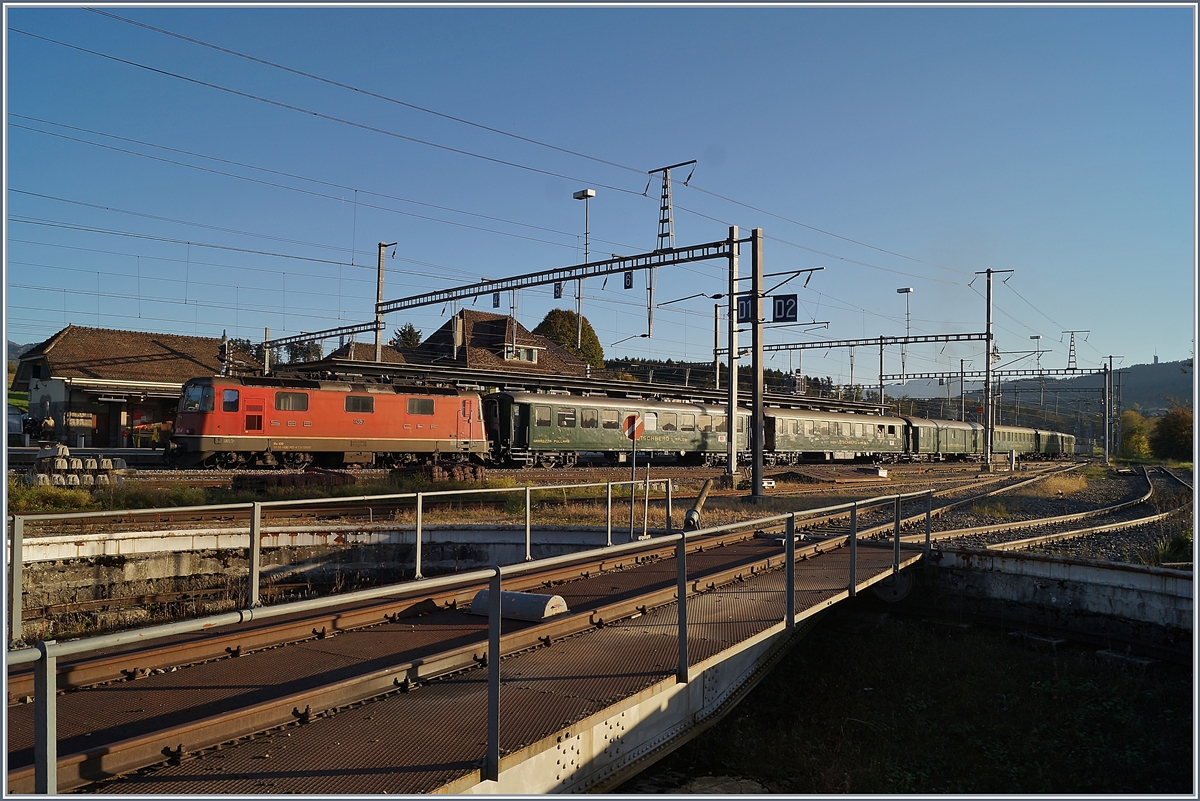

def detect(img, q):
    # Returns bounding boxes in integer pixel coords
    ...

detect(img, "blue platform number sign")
[772,294,798,323]
[553,282,563,299]
[736,296,753,323]
[492,292,501,308]
[623,271,634,290]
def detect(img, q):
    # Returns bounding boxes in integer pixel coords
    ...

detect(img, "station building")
[10,325,258,448]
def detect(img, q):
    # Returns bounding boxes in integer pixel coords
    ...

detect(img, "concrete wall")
[922,547,1192,654]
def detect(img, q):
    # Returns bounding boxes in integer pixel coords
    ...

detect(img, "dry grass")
[1024,474,1088,498]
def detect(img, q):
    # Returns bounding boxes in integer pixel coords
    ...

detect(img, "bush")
[1149,408,1192,462]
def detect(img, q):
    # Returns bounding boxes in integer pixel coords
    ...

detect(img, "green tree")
[532,309,604,368]
[1119,410,1153,459]
[284,341,322,363]
[390,322,422,349]
[1149,407,1192,462]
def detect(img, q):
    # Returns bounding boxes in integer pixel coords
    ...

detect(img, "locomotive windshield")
[181,383,215,412]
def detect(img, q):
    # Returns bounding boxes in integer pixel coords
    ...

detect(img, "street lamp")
[896,287,914,382]
[611,333,650,348]
[572,189,596,350]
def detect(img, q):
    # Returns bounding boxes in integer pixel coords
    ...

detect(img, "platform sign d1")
[492,292,501,308]
[772,294,798,323]
[736,296,754,323]
[623,414,644,441]
[553,282,563,299]
[623,271,634,290]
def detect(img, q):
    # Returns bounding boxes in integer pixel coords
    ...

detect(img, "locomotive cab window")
[345,395,374,413]
[601,409,619,429]
[535,406,551,427]
[581,409,598,429]
[557,407,577,428]
[407,398,435,416]
[275,392,309,412]
[182,384,215,412]
[221,389,239,413]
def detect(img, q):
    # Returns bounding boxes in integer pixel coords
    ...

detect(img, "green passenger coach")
[483,391,748,468]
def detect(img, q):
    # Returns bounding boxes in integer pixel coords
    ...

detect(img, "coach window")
[557,407,577,428]
[841,422,851,436]
[855,422,864,437]
[698,414,712,433]
[643,413,657,431]
[535,406,551,427]
[601,409,619,430]
[276,392,309,412]
[820,421,830,436]
[737,416,745,433]
[581,409,598,429]
[714,415,727,433]
[346,395,374,413]
[681,413,696,432]
[660,412,678,431]
[222,389,239,413]
[804,420,814,436]
[407,398,435,416]
[887,424,896,435]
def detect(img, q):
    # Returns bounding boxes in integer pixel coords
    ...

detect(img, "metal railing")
[8,478,674,645]
[7,485,933,793]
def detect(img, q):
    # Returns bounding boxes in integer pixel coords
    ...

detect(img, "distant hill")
[894,359,1192,414]
[7,341,34,361]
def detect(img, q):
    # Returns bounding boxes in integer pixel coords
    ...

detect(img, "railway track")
[5,462,1139,793]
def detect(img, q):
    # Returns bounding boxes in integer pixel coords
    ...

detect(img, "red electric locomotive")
[167,376,487,469]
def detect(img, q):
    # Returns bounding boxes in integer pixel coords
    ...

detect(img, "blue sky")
[4,6,1195,389]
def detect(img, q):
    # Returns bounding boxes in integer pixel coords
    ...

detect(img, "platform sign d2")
[553,282,563,299]
[772,294,798,323]
[736,296,754,323]
[492,292,501,308]
[623,271,634,290]
[623,414,644,441]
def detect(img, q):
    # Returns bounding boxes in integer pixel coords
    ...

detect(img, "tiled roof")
[418,310,588,376]
[16,325,259,384]
[323,341,411,364]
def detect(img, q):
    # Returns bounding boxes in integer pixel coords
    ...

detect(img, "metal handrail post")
[605,482,613,547]
[893,494,902,572]
[247,503,262,608]
[665,479,673,534]
[925,490,933,556]
[641,471,650,539]
[524,486,532,561]
[34,639,57,794]
[484,566,501,782]
[676,533,688,683]
[414,494,424,580]
[849,503,857,597]
[9,515,24,647]
[785,515,795,628]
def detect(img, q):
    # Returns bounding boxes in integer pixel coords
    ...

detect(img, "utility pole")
[960,358,970,422]
[878,336,886,415]
[726,225,739,483]
[648,160,696,338]
[977,268,1013,469]
[375,241,397,363]
[572,189,595,350]
[751,228,765,501]
[713,303,721,391]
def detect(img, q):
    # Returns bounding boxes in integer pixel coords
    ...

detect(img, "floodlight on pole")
[572,189,596,350]
[897,287,913,382]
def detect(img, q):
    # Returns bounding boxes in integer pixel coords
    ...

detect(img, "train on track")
[167,376,1076,469]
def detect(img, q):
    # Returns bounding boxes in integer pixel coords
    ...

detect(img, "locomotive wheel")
[280,452,313,470]
[213,452,243,470]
